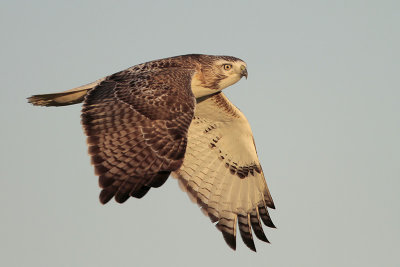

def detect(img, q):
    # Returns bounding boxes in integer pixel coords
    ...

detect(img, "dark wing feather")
[82,68,195,204]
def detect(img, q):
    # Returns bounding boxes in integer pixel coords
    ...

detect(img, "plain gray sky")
[1,1,399,266]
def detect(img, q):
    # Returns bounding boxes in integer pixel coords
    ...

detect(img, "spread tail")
[27,78,105,107]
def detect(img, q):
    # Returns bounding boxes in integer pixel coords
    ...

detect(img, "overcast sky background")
[1,1,399,266]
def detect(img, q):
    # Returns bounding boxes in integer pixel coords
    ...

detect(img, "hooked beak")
[240,65,248,79]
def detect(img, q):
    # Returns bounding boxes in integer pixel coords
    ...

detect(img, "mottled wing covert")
[172,92,275,251]
[82,67,195,204]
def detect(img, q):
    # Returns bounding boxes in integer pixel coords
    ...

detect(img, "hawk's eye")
[223,64,232,71]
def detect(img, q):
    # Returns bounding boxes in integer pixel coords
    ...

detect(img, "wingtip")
[99,188,115,204]
[268,221,277,229]
[244,239,257,252]
[268,202,276,210]
[221,231,237,251]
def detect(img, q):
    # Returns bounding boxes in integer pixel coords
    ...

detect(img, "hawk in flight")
[28,54,275,251]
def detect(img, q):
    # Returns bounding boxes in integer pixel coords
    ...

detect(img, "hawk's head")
[191,55,248,98]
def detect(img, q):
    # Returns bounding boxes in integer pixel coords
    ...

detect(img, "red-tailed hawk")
[28,54,275,251]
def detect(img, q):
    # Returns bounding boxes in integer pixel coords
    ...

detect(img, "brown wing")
[81,68,195,204]
[172,92,275,251]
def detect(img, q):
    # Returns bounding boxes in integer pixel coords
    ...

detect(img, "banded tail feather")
[27,78,104,107]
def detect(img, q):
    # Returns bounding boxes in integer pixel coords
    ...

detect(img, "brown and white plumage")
[173,92,275,251]
[28,54,275,251]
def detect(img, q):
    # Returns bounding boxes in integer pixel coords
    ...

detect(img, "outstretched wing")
[82,67,195,204]
[172,92,275,251]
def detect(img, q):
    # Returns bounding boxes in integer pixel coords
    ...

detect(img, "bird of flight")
[28,54,275,251]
